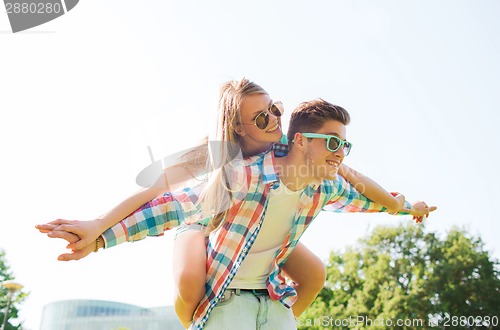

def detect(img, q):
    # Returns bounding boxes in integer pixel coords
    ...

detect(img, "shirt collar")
[243,147,323,189]
[263,149,280,185]
[241,149,279,184]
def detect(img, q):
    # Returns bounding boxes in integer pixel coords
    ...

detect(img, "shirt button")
[243,248,248,252]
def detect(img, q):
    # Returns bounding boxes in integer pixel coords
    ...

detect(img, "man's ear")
[292,132,306,151]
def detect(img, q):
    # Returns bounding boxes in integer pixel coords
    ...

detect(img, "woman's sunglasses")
[241,101,284,130]
[301,133,352,156]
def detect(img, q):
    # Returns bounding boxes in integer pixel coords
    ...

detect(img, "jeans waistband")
[226,288,269,296]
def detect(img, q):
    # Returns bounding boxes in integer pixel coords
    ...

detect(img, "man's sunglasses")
[301,133,352,156]
[240,101,284,130]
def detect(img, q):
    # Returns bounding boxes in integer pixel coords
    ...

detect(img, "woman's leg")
[281,242,326,318]
[172,227,207,328]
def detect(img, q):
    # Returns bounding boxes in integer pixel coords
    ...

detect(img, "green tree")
[298,224,500,330]
[0,250,27,330]
[428,228,500,326]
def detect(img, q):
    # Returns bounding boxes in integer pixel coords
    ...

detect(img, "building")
[39,299,183,330]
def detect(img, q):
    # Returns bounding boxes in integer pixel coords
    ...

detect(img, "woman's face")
[237,93,283,151]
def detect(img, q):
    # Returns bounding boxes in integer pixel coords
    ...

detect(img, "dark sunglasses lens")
[328,137,341,152]
[269,103,283,117]
[344,142,352,155]
[255,112,269,129]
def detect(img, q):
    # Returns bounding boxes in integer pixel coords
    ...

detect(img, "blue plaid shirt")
[102,141,409,329]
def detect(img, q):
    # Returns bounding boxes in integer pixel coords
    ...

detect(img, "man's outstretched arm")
[324,175,436,219]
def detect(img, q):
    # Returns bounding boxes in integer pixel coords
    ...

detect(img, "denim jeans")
[203,289,297,330]
[174,222,206,239]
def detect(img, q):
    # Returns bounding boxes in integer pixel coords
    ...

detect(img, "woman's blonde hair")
[178,78,268,232]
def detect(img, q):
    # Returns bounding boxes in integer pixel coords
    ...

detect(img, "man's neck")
[274,155,314,191]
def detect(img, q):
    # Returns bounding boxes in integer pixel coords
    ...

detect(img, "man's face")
[303,120,347,181]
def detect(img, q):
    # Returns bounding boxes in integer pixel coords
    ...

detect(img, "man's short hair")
[287,99,351,149]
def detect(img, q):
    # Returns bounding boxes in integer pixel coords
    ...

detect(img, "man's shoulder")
[319,175,347,192]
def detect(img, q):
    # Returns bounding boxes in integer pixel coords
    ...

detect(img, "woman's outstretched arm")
[36,162,205,252]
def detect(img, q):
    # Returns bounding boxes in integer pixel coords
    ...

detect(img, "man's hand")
[409,201,437,223]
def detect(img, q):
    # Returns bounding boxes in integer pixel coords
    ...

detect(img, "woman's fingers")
[35,224,58,233]
[47,230,80,244]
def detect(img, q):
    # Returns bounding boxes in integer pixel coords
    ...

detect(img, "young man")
[90,99,434,329]
[39,99,435,329]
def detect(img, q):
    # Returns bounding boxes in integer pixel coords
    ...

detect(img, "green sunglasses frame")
[300,133,352,155]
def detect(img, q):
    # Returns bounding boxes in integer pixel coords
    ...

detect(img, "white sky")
[1,1,499,329]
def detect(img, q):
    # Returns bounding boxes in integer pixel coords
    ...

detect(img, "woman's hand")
[55,241,97,261]
[36,219,103,250]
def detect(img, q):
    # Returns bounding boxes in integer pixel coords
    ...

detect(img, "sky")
[1,1,499,329]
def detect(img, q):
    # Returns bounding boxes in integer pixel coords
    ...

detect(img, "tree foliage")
[298,224,500,329]
[0,250,27,330]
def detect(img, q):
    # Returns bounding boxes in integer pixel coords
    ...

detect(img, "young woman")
[37,78,406,328]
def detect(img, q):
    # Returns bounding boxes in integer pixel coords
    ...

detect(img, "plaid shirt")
[102,141,409,329]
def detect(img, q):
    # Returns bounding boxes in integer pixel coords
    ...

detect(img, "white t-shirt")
[229,181,302,289]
